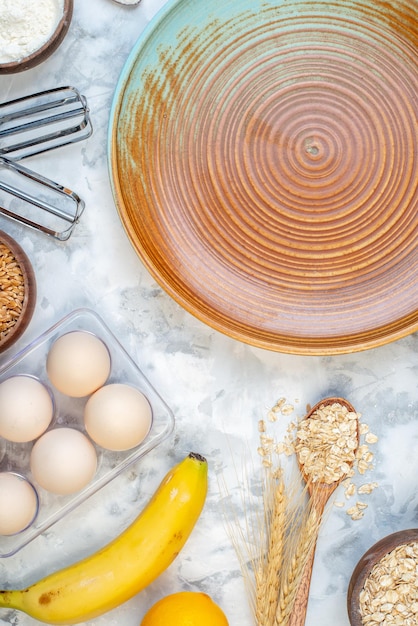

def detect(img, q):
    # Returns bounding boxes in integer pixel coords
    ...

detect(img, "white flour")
[0,0,65,64]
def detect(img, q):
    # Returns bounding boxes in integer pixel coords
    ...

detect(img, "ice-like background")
[1,1,418,625]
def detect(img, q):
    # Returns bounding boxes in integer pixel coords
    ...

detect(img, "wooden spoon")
[288,397,360,626]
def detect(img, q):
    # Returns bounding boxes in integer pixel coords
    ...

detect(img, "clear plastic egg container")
[0,308,175,557]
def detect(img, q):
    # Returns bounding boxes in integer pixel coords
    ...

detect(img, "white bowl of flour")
[0,0,73,74]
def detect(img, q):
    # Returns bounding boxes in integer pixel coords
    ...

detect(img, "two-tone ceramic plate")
[109,0,418,355]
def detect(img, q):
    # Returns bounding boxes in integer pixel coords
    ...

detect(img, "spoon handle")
[287,539,318,626]
[287,489,331,626]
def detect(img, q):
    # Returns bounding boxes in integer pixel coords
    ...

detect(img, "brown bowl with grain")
[0,231,36,353]
[347,528,418,626]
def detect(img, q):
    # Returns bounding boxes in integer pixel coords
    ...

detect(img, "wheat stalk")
[220,447,318,626]
[256,471,287,625]
[219,436,314,625]
[219,407,331,626]
[275,502,319,626]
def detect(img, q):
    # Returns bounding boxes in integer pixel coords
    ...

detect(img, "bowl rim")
[0,0,74,74]
[0,230,37,352]
[347,528,418,626]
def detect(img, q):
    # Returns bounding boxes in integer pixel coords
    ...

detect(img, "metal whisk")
[0,86,91,239]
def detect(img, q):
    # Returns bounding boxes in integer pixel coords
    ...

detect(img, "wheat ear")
[274,502,319,626]
[256,472,287,625]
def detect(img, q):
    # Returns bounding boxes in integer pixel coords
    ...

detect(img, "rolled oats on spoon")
[295,399,360,485]
[287,398,360,626]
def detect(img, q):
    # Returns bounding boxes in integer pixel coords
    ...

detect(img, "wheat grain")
[257,473,287,624]
[275,502,320,626]
[0,242,25,340]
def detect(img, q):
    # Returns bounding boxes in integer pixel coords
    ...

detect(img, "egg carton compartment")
[0,308,175,557]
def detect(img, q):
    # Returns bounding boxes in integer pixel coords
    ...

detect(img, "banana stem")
[0,589,23,611]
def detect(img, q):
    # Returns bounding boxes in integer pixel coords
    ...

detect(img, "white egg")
[0,472,39,535]
[0,375,54,443]
[46,330,111,398]
[30,427,97,495]
[84,383,152,451]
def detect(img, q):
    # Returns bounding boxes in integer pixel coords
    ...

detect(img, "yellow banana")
[0,452,208,625]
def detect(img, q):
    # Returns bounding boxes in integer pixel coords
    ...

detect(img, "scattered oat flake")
[258,420,266,432]
[356,501,368,510]
[346,506,359,516]
[358,459,372,474]
[365,432,378,444]
[347,505,365,520]
[358,482,378,495]
[345,483,356,498]
[276,439,295,456]
[281,404,294,415]
[274,441,286,455]
[271,397,286,413]
[257,446,269,457]
[260,434,274,447]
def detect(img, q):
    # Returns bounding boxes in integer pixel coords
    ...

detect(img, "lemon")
[140,591,229,626]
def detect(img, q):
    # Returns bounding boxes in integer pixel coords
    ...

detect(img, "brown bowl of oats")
[0,231,36,353]
[347,528,418,626]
